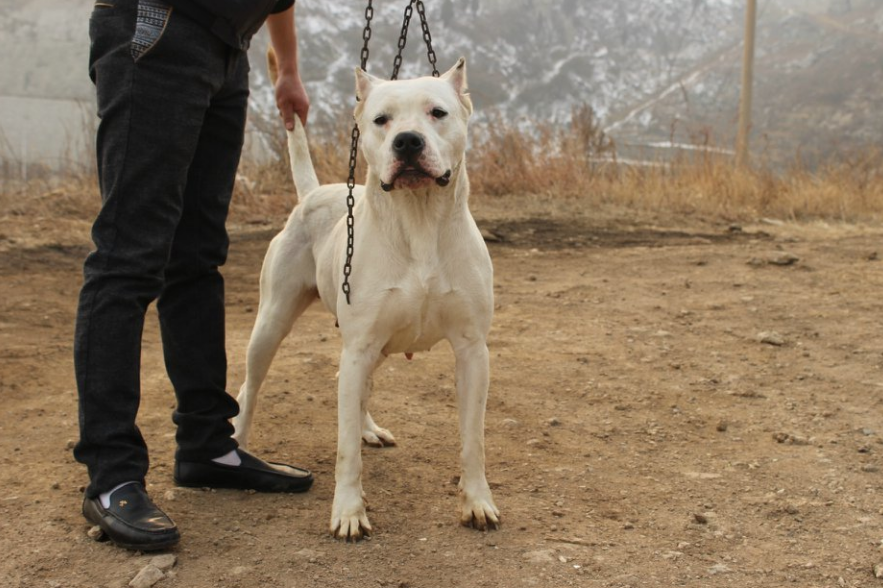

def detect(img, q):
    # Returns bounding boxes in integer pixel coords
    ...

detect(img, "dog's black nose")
[392,132,425,159]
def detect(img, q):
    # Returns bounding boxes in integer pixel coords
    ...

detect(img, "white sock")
[99,481,139,509]
[212,449,242,467]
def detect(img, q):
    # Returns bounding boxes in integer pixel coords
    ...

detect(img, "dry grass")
[467,106,883,222]
[599,148,883,222]
[0,174,98,220]
[3,104,882,224]
[236,103,883,223]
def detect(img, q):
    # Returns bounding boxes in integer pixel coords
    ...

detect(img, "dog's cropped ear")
[441,57,472,117]
[354,68,384,118]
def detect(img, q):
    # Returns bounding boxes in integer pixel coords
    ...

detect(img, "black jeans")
[74,0,249,498]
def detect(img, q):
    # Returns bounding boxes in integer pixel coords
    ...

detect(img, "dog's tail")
[267,47,320,198]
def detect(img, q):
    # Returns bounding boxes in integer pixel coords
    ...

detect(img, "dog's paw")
[330,492,372,542]
[361,424,396,448]
[459,491,500,531]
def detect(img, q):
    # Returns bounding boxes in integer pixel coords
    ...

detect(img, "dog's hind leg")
[362,410,396,447]
[362,355,397,447]
[233,234,317,449]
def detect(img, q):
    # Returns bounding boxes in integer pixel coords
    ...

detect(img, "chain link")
[390,3,413,80]
[342,122,360,304]
[343,0,440,304]
[343,0,373,304]
[359,1,373,71]
[415,0,439,77]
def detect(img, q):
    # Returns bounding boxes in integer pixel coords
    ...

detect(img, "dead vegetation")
[2,105,882,224]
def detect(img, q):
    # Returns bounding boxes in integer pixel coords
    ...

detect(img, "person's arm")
[266,4,309,130]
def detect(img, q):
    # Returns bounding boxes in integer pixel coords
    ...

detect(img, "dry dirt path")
[2,204,883,588]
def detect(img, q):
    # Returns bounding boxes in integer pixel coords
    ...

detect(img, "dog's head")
[354,59,472,193]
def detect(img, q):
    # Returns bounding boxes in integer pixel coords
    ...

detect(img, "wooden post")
[735,0,757,168]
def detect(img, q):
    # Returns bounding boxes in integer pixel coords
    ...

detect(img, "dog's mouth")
[380,166,452,192]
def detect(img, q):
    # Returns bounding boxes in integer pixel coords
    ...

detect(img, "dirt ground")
[2,196,883,588]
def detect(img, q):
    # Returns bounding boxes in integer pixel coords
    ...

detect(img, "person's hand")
[276,71,309,131]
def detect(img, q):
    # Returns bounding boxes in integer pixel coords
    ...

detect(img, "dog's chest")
[378,271,459,355]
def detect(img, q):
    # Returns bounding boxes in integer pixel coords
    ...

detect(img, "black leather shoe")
[174,448,314,493]
[82,483,180,551]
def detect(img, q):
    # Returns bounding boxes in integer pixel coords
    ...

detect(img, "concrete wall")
[0,96,96,177]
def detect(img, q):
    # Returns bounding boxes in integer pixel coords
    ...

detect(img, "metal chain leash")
[342,0,440,304]
[391,0,439,80]
[360,1,373,70]
[342,121,360,305]
[343,0,373,305]
[415,1,439,77]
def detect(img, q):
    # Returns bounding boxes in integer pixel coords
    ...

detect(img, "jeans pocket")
[89,1,124,84]
[131,0,172,62]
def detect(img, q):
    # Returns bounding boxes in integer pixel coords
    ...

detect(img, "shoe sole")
[107,535,180,551]
[174,476,314,493]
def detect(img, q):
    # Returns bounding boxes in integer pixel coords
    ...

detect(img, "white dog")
[232,56,499,540]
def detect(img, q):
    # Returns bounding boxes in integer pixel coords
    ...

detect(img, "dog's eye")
[373,114,389,126]
[431,108,448,119]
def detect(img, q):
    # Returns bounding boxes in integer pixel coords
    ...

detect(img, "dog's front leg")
[331,345,378,541]
[454,340,500,530]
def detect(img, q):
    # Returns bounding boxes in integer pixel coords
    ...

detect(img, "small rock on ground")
[130,564,164,588]
[758,331,786,346]
[768,252,800,266]
[150,554,176,572]
[86,525,105,541]
[708,563,731,575]
[773,432,812,445]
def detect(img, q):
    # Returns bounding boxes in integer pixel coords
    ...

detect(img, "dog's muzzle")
[380,132,454,192]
